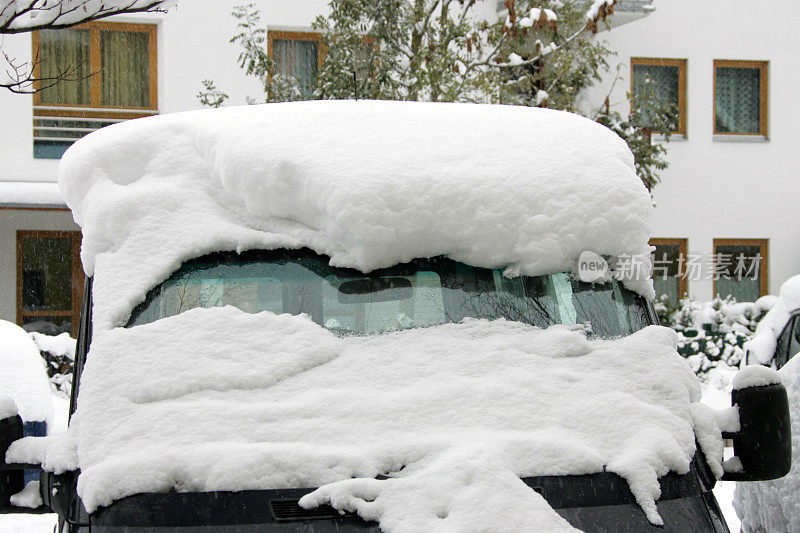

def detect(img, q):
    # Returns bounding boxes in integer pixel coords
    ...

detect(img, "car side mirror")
[721,366,791,482]
[0,397,25,508]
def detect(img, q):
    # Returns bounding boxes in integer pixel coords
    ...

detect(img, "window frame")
[649,237,688,300]
[266,30,325,74]
[712,238,769,299]
[630,57,687,136]
[31,21,159,114]
[713,59,769,137]
[16,230,83,337]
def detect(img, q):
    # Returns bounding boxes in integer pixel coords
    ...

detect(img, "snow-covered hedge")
[655,295,775,380]
[30,332,75,398]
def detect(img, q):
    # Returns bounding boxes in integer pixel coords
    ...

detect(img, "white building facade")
[0,0,795,336]
[585,0,800,303]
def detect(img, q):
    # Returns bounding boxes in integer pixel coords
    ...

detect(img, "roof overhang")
[0,182,68,209]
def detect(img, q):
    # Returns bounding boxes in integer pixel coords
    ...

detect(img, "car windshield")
[127,249,650,337]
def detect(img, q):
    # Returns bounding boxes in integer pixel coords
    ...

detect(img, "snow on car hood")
[58,100,654,330]
[10,309,721,530]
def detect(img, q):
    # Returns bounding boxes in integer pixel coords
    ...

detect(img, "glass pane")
[715,244,762,301]
[715,67,761,134]
[273,38,319,97]
[354,42,373,80]
[33,140,74,159]
[38,28,91,105]
[651,244,682,303]
[127,250,650,338]
[632,64,679,130]
[21,236,72,312]
[22,315,72,336]
[101,30,150,108]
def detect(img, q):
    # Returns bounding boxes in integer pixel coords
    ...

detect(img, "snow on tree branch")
[0,0,175,33]
[585,0,616,33]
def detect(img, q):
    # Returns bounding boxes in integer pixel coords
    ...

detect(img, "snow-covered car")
[0,320,53,496]
[734,275,800,532]
[0,101,791,532]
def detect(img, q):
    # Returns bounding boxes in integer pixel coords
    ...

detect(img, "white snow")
[0,320,53,425]
[0,395,18,420]
[30,331,76,361]
[0,181,64,207]
[0,0,174,30]
[58,101,655,331]
[733,353,800,532]
[745,275,800,365]
[732,365,782,390]
[11,308,714,530]
[586,0,615,21]
[699,370,741,532]
[9,480,43,509]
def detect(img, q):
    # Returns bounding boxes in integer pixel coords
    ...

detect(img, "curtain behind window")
[38,29,91,105]
[274,39,319,97]
[715,67,760,133]
[632,64,679,130]
[715,244,762,302]
[101,30,150,108]
[651,244,682,304]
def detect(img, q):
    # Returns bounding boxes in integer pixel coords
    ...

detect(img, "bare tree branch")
[1,48,90,93]
[0,0,174,93]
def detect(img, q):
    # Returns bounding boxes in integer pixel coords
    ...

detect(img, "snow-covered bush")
[656,295,774,381]
[29,331,75,398]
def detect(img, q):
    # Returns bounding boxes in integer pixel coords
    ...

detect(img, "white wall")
[584,0,800,300]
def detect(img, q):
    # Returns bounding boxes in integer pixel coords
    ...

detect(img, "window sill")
[713,134,768,143]
[652,133,687,143]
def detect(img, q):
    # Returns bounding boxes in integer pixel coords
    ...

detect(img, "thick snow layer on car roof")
[0,320,53,425]
[744,275,800,365]
[58,100,654,330]
[10,312,724,530]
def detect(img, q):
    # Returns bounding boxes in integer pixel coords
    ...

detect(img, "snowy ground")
[700,369,741,532]
[1,376,743,532]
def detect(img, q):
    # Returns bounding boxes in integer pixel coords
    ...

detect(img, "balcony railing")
[32,106,158,159]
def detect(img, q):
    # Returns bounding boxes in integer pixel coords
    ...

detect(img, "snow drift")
[58,100,654,330]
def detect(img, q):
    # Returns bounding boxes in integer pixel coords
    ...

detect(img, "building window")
[32,22,158,159]
[16,231,83,337]
[267,31,322,98]
[714,60,768,136]
[713,238,768,302]
[631,58,686,135]
[650,238,688,304]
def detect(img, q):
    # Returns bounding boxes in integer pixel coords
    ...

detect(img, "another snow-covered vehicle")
[0,319,53,505]
[0,102,791,532]
[734,275,800,532]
